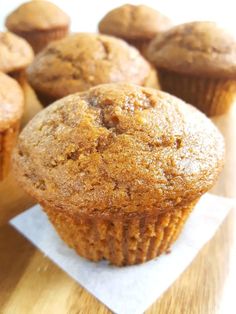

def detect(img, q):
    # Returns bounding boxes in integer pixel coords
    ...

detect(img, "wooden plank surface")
[0,86,235,314]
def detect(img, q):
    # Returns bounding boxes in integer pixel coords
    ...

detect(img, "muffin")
[13,83,224,266]
[5,0,70,53]
[148,21,236,116]
[0,72,24,180]
[98,4,172,56]
[0,31,34,83]
[27,33,151,106]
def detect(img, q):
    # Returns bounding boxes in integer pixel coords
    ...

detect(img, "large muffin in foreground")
[5,0,70,53]
[0,72,24,180]
[13,84,224,266]
[27,33,151,106]
[0,31,34,83]
[99,4,172,56]
[147,21,236,116]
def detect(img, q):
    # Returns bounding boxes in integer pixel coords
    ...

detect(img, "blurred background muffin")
[13,83,224,265]
[0,31,42,126]
[27,33,151,106]
[0,31,33,83]
[0,72,24,181]
[148,21,236,116]
[5,0,70,53]
[98,4,172,57]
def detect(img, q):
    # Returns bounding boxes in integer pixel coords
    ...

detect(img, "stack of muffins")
[0,1,232,266]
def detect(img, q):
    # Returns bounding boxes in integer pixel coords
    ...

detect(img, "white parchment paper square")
[10,194,233,314]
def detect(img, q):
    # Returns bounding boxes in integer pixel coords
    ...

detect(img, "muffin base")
[0,121,20,180]
[43,200,198,266]
[14,27,69,53]
[158,69,236,116]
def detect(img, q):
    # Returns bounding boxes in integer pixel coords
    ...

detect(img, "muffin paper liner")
[0,121,20,180]
[15,27,69,53]
[158,69,236,116]
[10,194,233,314]
[44,200,197,266]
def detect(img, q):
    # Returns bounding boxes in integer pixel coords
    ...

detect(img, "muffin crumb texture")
[5,0,70,32]
[0,72,24,131]
[99,4,172,40]
[27,34,151,100]
[0,32,34,73]
[148,21,236,78]
[13,83,225,264]
[14,84,224,216]
[5,1,70,53]
[0,72,24,180]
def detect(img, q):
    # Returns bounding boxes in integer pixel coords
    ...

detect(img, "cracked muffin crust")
[147,21,236,115]
[13,83,224,265]
[5,0,70,53]
[99,4,172,56]
[0,72,24,180]
[27,33,151,106]
[0,31,34,74]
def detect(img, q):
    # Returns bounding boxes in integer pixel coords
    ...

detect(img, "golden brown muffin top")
[0,72,24,131]
[148,21,236,79]
[13,84,224,217]
[5,0,70,32]
[99,4,172,40]
[0,31,34,73]
[27,33,151,99]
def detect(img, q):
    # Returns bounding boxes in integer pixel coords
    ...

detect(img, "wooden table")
[0,86,235,314]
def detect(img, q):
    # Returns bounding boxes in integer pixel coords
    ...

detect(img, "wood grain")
[0,89,235,314]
